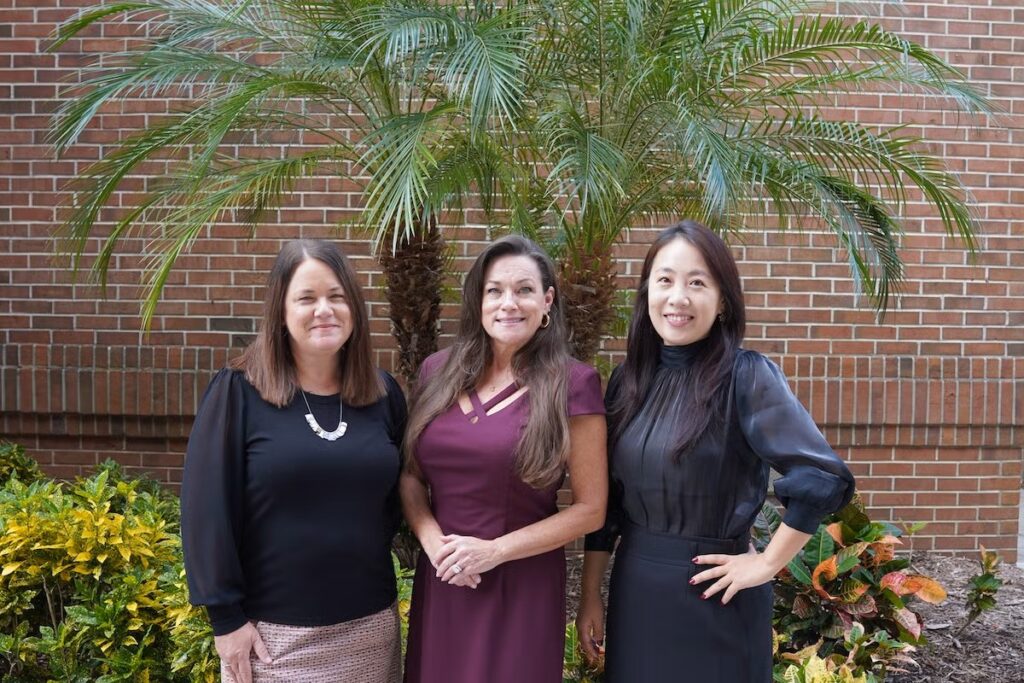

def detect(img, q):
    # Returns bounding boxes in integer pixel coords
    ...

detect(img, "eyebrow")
[295,286,345,294]
[485,278,537,285]
[654,267,710,277]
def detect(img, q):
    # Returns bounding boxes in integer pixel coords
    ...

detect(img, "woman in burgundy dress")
[400,235,607,683]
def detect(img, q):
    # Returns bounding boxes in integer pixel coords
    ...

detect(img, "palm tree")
[503,0,990,360]
[52,0,534,383]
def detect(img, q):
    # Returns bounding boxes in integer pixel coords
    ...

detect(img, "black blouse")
[585,344,854,552]
[180,368,406,635]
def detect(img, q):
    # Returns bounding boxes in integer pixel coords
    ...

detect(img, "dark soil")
[565,552,1024,682]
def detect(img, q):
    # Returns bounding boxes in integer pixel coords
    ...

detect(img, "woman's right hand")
[575,593,606,662]
[215,622,273,683]
[426,535,482,589]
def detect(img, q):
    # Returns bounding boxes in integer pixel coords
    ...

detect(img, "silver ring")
[452,564,463,574]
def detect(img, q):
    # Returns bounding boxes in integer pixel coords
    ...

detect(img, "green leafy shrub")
[0,442,41,485]
[957,546,1003,635]
[0,456,217,682]
[774,641,871,682]
[562,622,604,683]
[759,494,946,680]
[0,448,419,682]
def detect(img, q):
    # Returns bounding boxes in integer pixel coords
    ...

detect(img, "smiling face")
[647,237,724,346]
[283,257,353,361]
[480,254,554,357]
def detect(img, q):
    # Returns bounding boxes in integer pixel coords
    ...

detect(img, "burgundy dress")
[404,352,604,683]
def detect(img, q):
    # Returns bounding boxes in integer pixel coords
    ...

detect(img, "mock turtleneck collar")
[658,337,710,369]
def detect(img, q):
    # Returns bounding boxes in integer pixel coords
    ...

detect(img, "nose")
[314,297,332,316]
[668,286,690,306]
[500,290,517,309]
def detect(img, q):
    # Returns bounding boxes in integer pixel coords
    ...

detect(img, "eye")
[518,286,534,294]
[690,279,706,288]
[486,287,501,296]
[330,293,346,300]
[298,296,314,302]
[656,276,671,285]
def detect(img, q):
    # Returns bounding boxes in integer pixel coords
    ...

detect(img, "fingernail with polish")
[691,557,699,563]
[688,578,696,585]
[701,593,708,600]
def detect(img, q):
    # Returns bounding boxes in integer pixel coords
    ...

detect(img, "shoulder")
[567,359,600,385]
[419,348,452,382]
[376,368,403,395]
[205,367,249,395]
[733,349,796,409]
[196,367,251,417]
[734,348,783,381]
[566,360,605,415]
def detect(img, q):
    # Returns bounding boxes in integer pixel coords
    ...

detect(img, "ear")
[544,286,555,311]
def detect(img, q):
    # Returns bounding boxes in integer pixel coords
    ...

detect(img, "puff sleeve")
[735,352,855,534]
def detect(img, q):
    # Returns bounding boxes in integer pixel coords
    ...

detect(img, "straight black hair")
[608,220,746,459]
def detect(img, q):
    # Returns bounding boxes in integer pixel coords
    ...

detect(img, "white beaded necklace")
[300,390,348,441]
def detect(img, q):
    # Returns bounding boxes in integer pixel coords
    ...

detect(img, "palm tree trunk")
[559,241,618,362]
[378,216,445,387]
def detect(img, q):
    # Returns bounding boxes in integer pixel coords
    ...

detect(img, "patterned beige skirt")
[221,602,401,683]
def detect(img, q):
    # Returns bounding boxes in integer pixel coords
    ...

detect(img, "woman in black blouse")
[576,221,855,681]
[181,240,406,683]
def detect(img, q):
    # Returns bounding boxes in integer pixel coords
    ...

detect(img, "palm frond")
[541,105,630,241]
[436,9,533,129]
[358,106,456,250]
[704,15,989,114]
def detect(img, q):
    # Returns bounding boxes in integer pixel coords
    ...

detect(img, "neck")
[488,343,517,377]
[293,351,341,394]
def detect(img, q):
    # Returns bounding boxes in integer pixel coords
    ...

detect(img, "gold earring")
[540,313,551,329]
[718,312,725,323]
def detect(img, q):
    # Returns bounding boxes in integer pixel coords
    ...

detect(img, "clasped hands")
[690,544,777,604]
[431,533,505,589]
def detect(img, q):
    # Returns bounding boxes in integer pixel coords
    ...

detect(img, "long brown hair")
[232,239,384,407]
[609,220,746,459]
[405,235,571,489]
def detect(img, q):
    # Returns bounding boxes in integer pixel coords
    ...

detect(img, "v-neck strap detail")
[474,382,520,412]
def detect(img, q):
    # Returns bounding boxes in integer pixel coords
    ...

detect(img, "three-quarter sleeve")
[180,368,249,636]
[735,352,855,534]
[584,366,622,552]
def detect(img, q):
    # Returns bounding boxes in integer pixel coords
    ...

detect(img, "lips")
[495,318,526,325]
[664,313,694,326]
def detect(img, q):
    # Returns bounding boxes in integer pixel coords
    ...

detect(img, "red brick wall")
[1,0,1021,561]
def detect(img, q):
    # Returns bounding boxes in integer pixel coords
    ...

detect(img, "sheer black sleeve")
[735,352,856,534]
[584,365,623,553]
[180,368,249,636]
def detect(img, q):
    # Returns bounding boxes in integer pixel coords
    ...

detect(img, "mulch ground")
[565,552,1024,682]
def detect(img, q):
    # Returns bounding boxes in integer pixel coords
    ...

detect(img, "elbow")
[578,502,607,535]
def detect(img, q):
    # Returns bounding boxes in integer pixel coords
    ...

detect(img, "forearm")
[399,472,444,558]
[493,499,605,566]
[580,550,611,599]
[762,523,812,574]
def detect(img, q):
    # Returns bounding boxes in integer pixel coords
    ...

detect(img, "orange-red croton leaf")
[812,556,840,600]
[902,575,947,604]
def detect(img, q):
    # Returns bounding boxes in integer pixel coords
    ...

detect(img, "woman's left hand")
[435,534,504,583]
[691,544,777,605]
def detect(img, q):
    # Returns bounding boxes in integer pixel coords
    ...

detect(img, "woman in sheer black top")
[577,221,855,682]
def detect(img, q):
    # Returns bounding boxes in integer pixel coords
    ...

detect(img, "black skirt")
[605,524,773,682]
